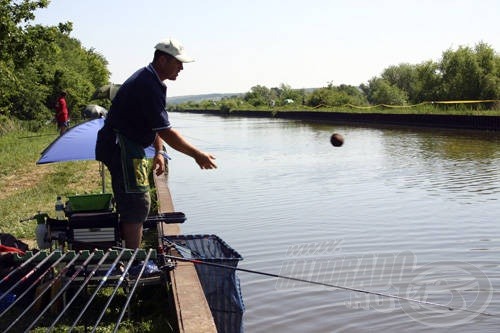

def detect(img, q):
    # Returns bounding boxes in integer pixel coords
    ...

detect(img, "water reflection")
[375,129,500,203]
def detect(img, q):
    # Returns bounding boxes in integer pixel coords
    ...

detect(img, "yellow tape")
[342,100,498,109]
[431,100,499,104]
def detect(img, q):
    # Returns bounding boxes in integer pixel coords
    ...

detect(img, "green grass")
[177,103,500,116]
[0,125,104,240]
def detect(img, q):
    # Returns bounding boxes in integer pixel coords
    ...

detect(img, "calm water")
[166,112,500,333]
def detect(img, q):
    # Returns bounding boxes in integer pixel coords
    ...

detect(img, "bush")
[0,115,21,136]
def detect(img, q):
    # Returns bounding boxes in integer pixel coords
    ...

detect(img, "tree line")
[0,0,109,129]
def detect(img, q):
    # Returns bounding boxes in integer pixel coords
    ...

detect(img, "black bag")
[0,233,29,252]
[95,124,118,166]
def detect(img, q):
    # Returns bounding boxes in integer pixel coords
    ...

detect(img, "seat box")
[68,212,120,250]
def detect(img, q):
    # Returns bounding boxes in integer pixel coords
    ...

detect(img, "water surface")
[166,112,500,332]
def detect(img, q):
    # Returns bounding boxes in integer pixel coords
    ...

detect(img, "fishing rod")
[0,250,44,287]
[163,254,494,317]
[113,249,154,333]
[0,250,57,304]
[4,253,79,333]
[47,250,102,332]
[22,252,82,332]
[0,252,70,320]
[68,248,126,332]
[91,248,139,332]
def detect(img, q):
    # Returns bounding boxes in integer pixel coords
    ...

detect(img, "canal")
[166,111,500,332]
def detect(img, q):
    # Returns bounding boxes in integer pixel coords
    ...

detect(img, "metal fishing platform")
[0,247,174,332]
[0,211,186,332]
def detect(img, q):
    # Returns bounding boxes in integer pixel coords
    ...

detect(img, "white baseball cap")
[154,38,194,63]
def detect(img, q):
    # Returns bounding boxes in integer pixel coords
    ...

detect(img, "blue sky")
[34,0,499,97]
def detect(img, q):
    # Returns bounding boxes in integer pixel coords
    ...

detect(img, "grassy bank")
[173,103,500,116]
[173,105,500,131]
[0,125,103,241]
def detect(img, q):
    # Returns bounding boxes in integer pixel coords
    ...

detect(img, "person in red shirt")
[55,91,69,135]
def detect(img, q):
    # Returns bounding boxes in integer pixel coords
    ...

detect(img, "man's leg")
[120,222,143,249]
[105,140,151,249]
[114,190,151,249]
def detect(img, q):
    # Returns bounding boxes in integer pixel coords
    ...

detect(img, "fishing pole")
[0,250,44,287]
[163,254,494,317]
[47,250,101,332]
[113,249,154,333]
[91,248,139,332]
[68,248,126,332]
[0,250,57,304]
[22,252,82,332]
[5,253,79,332]
[0,251,70,320]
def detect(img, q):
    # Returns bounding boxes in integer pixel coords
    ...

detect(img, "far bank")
[173,109,500,131]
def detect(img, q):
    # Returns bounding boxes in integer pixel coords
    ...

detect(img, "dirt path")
[0,164,54,200]
[0,161,102,201]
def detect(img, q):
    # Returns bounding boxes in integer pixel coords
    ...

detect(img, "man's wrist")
[155,150,168,159]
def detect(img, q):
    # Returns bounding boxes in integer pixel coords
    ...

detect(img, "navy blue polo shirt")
[105,64,171,147]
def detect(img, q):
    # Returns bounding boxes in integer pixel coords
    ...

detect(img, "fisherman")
[55,91,69,135]
[96,38,217,249]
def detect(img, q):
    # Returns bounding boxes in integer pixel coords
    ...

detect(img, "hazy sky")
[34,0,499,97]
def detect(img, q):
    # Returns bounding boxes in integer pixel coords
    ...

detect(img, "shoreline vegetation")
[171,99,500,131]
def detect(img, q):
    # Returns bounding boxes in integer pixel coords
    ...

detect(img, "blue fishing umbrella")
[37,118,158,192]
[37,118,156,164]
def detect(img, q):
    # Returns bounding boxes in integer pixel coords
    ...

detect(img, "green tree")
[474,42,500,100]
[306,87,338,107]
[244,85,276,107]
[0,1,110,122]
[306,83,368,107]
[271,83,305,106]
[336,84,369,106]
[412,60,442,102]
[381,63,417,102]
[0,0,52,117]
[0,0,50,65]
[439,42,499,100]
[364,78,408,105]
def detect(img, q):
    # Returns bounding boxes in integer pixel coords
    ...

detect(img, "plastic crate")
[67,193,112,213]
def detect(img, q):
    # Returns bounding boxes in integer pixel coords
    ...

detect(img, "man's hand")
[194,151,217,169]
[158,128,217,169]
[153,153,166,175]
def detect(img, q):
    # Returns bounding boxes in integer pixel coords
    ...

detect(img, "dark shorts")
[58,121,69,127]
[104,140,151,224]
